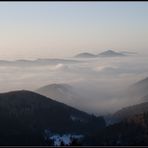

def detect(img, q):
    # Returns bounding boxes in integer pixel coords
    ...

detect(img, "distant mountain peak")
[75,52,97,58]
[134,77,148,86]
[98,50,126,57]
[129,76,148,101]
[75,49,128,58]
[36,83,90,112]
[37,83,72,91]
[103,49,115,53]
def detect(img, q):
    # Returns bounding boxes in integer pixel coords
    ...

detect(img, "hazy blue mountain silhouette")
[98,50,126,57]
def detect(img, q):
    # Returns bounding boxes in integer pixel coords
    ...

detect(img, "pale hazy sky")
[0,2,148,59]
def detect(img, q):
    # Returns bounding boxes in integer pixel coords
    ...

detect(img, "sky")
[0,2,148,59]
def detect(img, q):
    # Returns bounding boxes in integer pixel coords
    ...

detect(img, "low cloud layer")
[0,54,147,115]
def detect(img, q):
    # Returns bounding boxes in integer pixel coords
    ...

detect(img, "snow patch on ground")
[49,134,83,146]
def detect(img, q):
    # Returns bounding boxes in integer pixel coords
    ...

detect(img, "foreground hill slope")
[86,112,148,146]
[0,90,105,145]
[113,102,148,121]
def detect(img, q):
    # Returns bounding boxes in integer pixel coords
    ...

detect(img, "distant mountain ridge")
[36,83,87,111]
[98,50,126,57]
[75,52,97,58]
[75,50,130,58]
[128,77,148,102]
[132,77,148,95]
